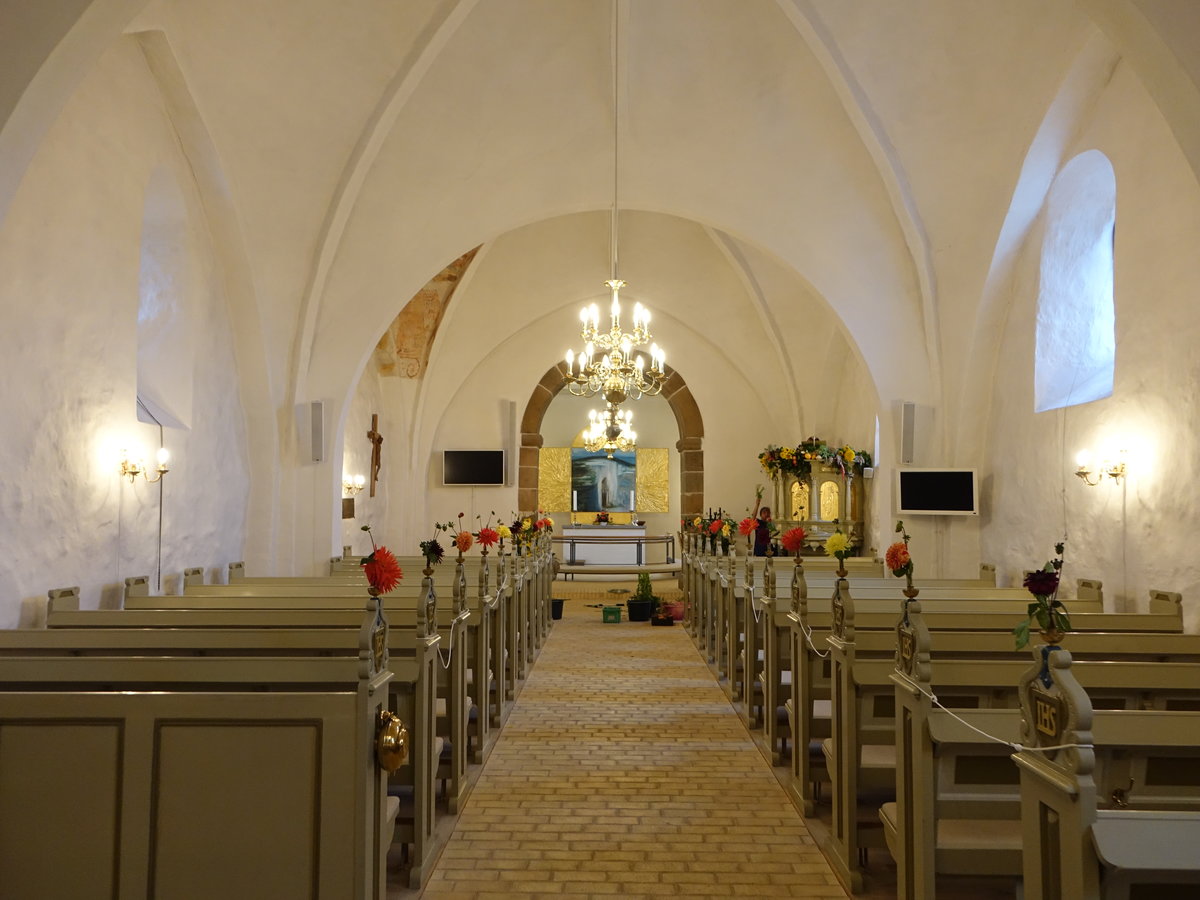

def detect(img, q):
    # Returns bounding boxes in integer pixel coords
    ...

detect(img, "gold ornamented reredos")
[538,447,572,512]
[635,448,669,512]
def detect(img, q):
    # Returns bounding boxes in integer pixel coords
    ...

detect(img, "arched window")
[137,167,194,428]
[1034,150,1116,412]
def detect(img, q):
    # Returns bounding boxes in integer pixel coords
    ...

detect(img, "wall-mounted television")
[895,468,978,516]
[442,449,506,486]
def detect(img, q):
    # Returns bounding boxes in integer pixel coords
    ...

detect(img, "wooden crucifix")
[367,414,383,497]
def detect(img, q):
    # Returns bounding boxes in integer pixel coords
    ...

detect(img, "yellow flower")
[824,532,850,558]
[721,522,732,538]
[522,517,532,531]
[842,446,855,463]
[496,524,512,539]
[544,515,555,527]
[693,516,702,528]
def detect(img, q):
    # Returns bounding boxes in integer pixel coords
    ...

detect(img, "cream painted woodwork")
[0,604,398,899]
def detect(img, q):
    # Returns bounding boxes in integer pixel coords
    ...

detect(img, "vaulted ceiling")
[4,0,1198,459]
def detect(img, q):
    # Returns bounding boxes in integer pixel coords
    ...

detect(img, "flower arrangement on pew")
[419,520,455,570]
[508,514,532,550]
[1014,542,1071,650]
[824,529,852,576]
[359,525,403,595]
[475,511,500,557]
[695,508,734,552]
[495,523,512,553]
[453,512,474,558]
[738,515,757,554]
[780,525,807,557]
[886,520,916,600]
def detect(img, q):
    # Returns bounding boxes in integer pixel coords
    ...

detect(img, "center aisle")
[417,595,848,898]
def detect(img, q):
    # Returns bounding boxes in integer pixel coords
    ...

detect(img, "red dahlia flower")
[708,520,722,535]
[363,546,403,594]
[477,527,499,548]
[781,527,807,553]
[738,517,756,536]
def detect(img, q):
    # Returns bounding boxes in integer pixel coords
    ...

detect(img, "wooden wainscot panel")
[0,719,123,898]
[151,719,323,899]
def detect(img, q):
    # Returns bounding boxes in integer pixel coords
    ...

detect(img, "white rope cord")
[437,612,470,670]
[798,615,830,659]
[912,682,1094,754]
[748,583,763,624]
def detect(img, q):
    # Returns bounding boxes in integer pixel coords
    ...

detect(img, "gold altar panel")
[539,447,571,511]
[635,449,669,512]
[820,481,840,521]
[790,482,810,519]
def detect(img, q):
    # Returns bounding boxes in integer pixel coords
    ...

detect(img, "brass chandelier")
[563,1,666,405]
[583,403,637,457]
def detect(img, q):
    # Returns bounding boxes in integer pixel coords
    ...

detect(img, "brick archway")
[517,363,704,517]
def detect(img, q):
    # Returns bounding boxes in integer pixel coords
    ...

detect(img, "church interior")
[3,1,1200,897]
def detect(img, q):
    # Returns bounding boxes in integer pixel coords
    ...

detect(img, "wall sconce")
[343,474,366,495]
[1075,449,1125,486]
[120,447,170,484]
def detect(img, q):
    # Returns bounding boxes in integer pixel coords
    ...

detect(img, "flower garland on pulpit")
[758,437,872,479]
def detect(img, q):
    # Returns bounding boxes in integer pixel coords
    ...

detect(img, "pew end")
[1148,589,1182,616]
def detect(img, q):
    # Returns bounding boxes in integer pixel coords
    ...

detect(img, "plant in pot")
[627,572,656,622]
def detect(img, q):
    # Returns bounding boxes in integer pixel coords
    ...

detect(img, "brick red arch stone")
[517,363,704,517]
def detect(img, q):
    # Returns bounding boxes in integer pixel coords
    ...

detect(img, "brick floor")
[418,592,847,899]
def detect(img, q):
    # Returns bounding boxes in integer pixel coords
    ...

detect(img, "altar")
[559,525,647,565]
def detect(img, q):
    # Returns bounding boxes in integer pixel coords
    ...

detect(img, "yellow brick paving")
[419,598,848,899]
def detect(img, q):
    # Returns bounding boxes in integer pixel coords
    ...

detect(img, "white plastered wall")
[982,56,1200,629]
[0,38,249,626]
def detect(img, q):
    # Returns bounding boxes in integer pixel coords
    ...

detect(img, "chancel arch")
[518,363,703,518]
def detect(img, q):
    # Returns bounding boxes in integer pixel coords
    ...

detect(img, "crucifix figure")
[367,414,383,497]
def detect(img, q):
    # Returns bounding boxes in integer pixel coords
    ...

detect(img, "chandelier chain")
[562,0,667,405]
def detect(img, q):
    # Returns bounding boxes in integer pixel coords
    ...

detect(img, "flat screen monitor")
[442,449,505,486]
[895,468,978,516]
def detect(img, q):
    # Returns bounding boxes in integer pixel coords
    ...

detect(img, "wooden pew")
[217,553,506,739]
[0,598,403,899]
[125,573,480,812]
[816,583,1194,893]
[883,604,1200,898]
[739,558,1107,767]
[786,581,1183,818]
[1014,649,1200,899]
[43,587,446,889]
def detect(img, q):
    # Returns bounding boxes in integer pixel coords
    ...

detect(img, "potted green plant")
[627,572,656,622]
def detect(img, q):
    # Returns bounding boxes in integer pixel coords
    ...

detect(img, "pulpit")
[768,466,865,553]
